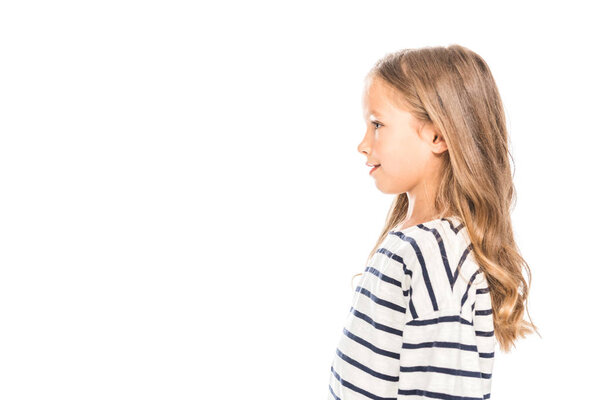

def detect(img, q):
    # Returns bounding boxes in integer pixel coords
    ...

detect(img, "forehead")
[362,76,406,118]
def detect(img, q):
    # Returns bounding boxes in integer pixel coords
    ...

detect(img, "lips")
[366,161,381,175]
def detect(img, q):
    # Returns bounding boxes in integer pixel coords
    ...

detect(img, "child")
[327,44,539,400]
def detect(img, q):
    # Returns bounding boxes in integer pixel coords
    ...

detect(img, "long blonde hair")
[355,44,539,353]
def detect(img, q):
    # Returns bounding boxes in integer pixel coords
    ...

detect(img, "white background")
[1,1,598,399]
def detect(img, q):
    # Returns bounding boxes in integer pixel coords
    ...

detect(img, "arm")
[396,306,492,400]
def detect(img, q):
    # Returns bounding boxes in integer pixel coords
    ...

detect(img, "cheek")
[379,140,426,176]
[380,141,412,168]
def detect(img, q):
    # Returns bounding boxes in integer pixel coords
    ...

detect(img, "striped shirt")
[328,216,496,400]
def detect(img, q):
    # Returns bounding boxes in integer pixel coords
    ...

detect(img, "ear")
[428,124,448,154]
[415,119,448,155]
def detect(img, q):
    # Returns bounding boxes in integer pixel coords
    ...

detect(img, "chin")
[375,180,407,195]
[375,182,396,195]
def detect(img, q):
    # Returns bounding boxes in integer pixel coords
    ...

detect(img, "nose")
[357,131,370,156]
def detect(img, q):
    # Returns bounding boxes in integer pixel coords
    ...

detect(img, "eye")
[371,121,383,130]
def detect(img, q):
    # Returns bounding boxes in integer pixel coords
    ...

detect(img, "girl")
[327,45,539,400]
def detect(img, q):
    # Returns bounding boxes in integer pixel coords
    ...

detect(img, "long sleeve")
[328,217,496,400]
[328,251,411,400]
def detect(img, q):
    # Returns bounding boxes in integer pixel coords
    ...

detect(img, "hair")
[354,44,540,353]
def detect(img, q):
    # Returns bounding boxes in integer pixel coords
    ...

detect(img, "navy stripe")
[475,330,494,337]
[398,388,486,400]
[336,348,399,381]
[400,365,491,379]
[365,266,410,297]
[476,287,490,294]
[402,340,478,353]
[417,225,455,291]
[349,307,404,336]
[343,327,400,360]
[328,384,340,400]
[355,286,407,314]
[475,308,493,316]
[391,231,439,313]
[453,245,472,290]
[409,296,419,319]
[365,266,403,288]
[375,247,413,277]
[479,351,495,358]
[461,269,481,307]
[406,314,473,326]
[441,217,464,234]
[330,365,396,400]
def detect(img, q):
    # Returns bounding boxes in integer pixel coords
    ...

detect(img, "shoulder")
[387,217,480,319]
[386,216,469,275]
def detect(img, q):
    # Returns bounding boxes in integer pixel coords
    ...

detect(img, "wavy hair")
[353,44,540,352]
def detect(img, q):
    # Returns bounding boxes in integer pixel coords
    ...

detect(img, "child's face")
[358,75,447,195]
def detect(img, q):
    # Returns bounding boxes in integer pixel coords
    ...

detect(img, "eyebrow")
[364,110,384,120]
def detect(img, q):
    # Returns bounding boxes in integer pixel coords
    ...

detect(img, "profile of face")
[357,75,448,196]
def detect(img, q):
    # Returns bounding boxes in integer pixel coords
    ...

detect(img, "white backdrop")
[1,1,598,399]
